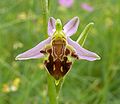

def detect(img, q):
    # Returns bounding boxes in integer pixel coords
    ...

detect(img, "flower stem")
[55,78,64,97]
[47,74,58,104]
[41,0,49,36]
[41,0,58,103]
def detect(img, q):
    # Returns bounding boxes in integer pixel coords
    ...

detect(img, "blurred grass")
[0,0,120,104]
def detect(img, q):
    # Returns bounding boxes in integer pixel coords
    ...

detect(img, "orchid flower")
[81,3,94,12]
[58,0,74,8]
[16,17,100,80]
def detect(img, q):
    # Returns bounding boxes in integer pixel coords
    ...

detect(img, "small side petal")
[63,16,80,37]
[48,17,56,36]
[67,38,100,61]
[15,37,51,60]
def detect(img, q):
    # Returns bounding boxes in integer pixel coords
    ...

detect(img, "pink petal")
[63,16,80,37]
[81,3,94,12]
[48,17,56,36]
[58,0,74,8]
[15,37,51,60]
[67,37,100,61]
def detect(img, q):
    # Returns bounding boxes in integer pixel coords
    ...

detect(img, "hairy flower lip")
[15,16,100,61]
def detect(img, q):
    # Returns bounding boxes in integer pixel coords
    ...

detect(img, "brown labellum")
[40,38,78,80]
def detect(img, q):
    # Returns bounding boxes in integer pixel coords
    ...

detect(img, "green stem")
[41,0,58,104]
[47,74,57,104]
[41,0,49,35]
[55,78,64,97]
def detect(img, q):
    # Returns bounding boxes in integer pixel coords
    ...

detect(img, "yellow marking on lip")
[61,67,63,72]
[53,65,55,71]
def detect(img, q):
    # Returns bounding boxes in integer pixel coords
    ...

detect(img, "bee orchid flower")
[16,17,100,80]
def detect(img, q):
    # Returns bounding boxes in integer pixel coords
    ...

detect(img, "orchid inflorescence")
[16,17,100,80]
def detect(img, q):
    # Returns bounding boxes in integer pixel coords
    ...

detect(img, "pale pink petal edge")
[15,37,51,60]
[48,17,56,36]
[67,37,100,61]
[63,16,80,37]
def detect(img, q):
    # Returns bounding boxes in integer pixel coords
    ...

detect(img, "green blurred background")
[0,0,119,104]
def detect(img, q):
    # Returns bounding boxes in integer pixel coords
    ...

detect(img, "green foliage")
[0,0,120,104]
